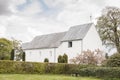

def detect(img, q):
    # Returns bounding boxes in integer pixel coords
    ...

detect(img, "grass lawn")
[0,74,101,80]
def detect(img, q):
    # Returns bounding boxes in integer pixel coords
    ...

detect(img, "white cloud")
[17,0,43,16]
[0,0,120,43]
[12,0,27,6]
[27,27,42,36]
[56,0,99,26]
[0,24,6,37]
[105,0,120,7]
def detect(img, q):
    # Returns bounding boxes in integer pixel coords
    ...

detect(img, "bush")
[78,67,120,78]
[0,60,82,74]
[63,54,68,63]
[58,55,63,63]
[44,58,49,62]
[22,52,25,61]
[105,53,120,67]
[1,60,120,78]
[70,49,105,65]
[58,54,68,63]
[10,49,14,60]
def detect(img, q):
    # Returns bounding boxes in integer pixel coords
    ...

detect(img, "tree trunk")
[114,27,120,53]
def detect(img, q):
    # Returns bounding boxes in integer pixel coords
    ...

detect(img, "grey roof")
[22,32,66,50]
[22,23,93,50]
[22,42,30,50]
[61,23,93,41]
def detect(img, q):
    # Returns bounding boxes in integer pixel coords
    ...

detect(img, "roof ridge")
[35,31,67,37]
[70,23,93,28]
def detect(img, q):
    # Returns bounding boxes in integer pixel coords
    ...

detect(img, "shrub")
[0,60,89,74]
[63,54,68,63]
[58,54,68,63]
[58,55,62,63]
[105,53,120,67]
[22,52,25,61]
[44,58,49,62]
[70,49,105,65]
[10,49,14,60]
[78,67,120,78]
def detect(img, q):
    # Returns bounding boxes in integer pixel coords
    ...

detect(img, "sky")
[0,0,120,43]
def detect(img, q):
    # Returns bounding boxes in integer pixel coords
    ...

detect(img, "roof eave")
[22,47,58,50]
[61,39,83,42]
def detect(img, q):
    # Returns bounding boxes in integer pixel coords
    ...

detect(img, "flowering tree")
[70,49,105,65]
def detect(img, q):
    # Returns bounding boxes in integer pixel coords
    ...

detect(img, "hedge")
[1,60,120,78]
[78,67,120,78]
[0,60,88,74]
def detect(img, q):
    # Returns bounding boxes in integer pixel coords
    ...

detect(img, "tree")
[22,52,25,61]
[63,54,68,63]
[0,38,12,60]
[10,49,14,60]
[105,53,120,67]
[58,54,68,63]
[96,6,120,53]
[12,38,24,61]
[70,49,105,65]
[105,53,109,59]
[58,55,62,63]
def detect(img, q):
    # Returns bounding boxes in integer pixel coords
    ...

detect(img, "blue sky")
[0,0,120,43]
[17,0,50,13]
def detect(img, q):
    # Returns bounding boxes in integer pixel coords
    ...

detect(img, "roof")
[61,23,93,41]
[22,23,93,50]
[22,32,66,50]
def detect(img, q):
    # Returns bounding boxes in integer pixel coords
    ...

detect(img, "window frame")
[68,41,72,48]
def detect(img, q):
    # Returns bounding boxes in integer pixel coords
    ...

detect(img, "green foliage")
[58,55,62,63]
[22,52,25,61]
[58,54,68,63]
[12,38,23,61]
[78,67,120,78]
[1,61,120,78]
[63,54,68,63]
[96,6,120,53]
[0,38,12,60]
[10,49,14,60]
[44,58,49,62]
[105,53,120,67]
[0,60,88,74]
[105,53,109,59]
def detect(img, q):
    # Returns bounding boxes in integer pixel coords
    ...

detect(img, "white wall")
[24,40,82,63]
[24,48,55,62]
[83,24,103,51]
[56,40,82,63]
[24,24,103,63]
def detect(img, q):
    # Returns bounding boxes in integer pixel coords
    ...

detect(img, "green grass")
[0,74,100,80]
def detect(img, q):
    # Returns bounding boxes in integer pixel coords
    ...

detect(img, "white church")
[22,23,103,63]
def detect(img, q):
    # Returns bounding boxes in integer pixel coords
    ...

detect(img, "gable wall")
[83,24,103,51]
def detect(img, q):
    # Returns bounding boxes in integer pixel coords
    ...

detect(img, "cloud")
[0,24,6,37]
[18,0,43,16]
[0,0,120,42]
[0,0,13,15]
[27,27,42,36]
[5,15,28,34]
[55,0,99,26]
[105,0,120,7]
